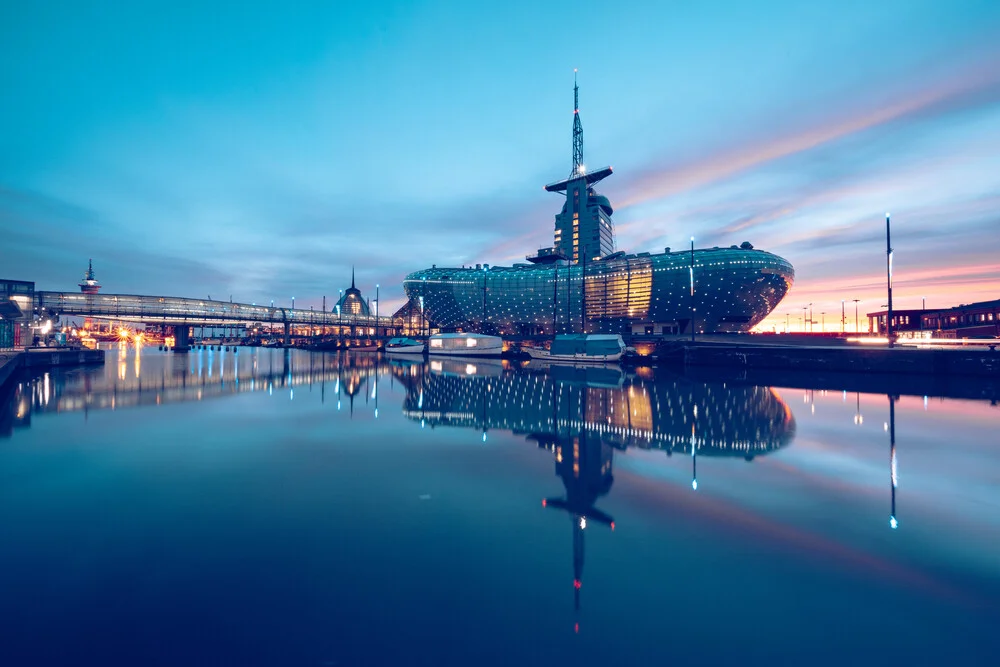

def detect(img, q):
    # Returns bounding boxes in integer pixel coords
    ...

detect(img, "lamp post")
[809,303,814,333]
[689,236,695,343]
[802,306,808,332]
[885,212,894,348]
[852,299,861,333]
[785,312,790,333]
[841,300,846,334]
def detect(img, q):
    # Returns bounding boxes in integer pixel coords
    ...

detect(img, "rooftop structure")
[335,268,371,317]
[79,259,101,294]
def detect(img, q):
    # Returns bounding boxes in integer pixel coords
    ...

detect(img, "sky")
[2,0,999,329]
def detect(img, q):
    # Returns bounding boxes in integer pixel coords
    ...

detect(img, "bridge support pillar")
[173,325,191,352]
[283,321,291,347]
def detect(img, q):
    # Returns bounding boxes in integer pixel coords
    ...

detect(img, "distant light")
[692,479,698,490]
[579,517,587,529]
[482,432,487,442]
[578,164,586,174]
[889,516,898,529]
[690,236,695,242]
[885,212,890,218]
[542,498,547,507]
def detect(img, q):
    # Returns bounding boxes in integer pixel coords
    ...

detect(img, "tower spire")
[571,69,584,178]
[351,266,356,289]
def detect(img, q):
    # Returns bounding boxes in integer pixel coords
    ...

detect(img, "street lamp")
[852,299,861,333]
[885,212,894,348]
[841,300,846,334]
[689,236,695,343]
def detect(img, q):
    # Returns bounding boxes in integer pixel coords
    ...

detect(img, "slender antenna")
[571,69,584,178]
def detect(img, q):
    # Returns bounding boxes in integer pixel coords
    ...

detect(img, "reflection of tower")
[541,387,615,633]
[888,395,898,530]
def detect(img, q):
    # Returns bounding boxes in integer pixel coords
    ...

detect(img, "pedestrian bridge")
[34,291,394,329]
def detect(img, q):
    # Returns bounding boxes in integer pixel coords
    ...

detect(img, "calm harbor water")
[1,345,997,665]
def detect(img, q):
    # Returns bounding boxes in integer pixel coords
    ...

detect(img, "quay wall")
[0,352,23,391]
[681,344,1000,378]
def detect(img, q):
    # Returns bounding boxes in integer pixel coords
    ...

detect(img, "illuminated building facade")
[0,279,33,349]
[335,269,371,317]
[404,79,794,334]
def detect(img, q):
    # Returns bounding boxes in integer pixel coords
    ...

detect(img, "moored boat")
[427,333,503,357]
[385,337,425,354]
[526,334,626,362]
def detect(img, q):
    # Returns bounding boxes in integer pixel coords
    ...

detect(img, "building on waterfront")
[0,279,34,349]
[334,269,371,318]
[79,259,101,294]
[403,79,795,335]
[868,298,1000,338]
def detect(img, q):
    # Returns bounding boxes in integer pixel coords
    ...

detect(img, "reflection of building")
[404,80,794,335]
[402,365,796,457]
[4,348,385,429]
[401,362,794,629]
[536,385,615,631]
[335,269,371,317]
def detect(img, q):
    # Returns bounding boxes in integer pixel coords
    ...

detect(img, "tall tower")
[79,259,101,294]
[545,73,615,265]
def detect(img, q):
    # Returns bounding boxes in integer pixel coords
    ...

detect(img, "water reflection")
[395,359,797,626]
[3,347,384,424]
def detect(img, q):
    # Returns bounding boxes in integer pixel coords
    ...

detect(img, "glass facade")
[404,247,794,334]
[0,280,34,349]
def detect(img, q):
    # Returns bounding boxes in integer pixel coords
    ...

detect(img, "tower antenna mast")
[571,69,584,178]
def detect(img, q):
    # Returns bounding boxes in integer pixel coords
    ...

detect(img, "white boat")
[385,337,425,354]
[427,333,503,357]
[525,334,626,362]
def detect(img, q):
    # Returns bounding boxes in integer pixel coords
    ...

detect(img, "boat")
[427,333,503,357]
[385,337,425,354]
[526,334,626,362]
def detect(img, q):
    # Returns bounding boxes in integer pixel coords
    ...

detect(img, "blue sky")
[2,0,999,325]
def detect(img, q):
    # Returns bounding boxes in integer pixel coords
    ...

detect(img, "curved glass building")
[404,80,794,335]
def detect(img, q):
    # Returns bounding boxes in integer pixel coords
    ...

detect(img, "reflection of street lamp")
[689,236,695,343]
[375,283,380,338]
[888,394,898,529]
